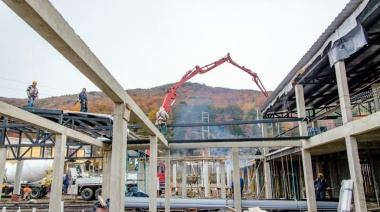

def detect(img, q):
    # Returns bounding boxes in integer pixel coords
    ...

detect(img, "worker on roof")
[79,88,88,112]
[26,81,39,108]
[155,106,169,135]
[314,172,327,200]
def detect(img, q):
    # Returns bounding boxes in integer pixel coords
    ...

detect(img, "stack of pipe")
[125,198,339,210]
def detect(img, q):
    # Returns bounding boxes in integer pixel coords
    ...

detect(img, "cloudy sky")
[0,0,349,99]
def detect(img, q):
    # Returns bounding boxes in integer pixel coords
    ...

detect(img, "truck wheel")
[81,188,94,201]
[30,187,41,199]
[95,188,102,199]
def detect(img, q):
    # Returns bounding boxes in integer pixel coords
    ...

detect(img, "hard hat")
[318,173,324,177]
[32,81,37,84]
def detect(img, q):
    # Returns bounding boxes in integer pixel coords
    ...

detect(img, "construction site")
[0,0,380,211]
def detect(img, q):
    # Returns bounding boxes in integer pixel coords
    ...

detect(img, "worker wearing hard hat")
[314,173,327,200]
[155,106,169,135]
[26,81,39,108]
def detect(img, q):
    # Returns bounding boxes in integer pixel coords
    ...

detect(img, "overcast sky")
[0,0,349,99]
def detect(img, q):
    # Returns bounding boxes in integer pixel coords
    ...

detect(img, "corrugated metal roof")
[260,0,365,113]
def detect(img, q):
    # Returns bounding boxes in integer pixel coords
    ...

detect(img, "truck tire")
[95,188,102,199]
[81,188,94,201]
[30,187,41,199]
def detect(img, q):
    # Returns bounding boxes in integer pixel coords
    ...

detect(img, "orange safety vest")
[23,187,31,193]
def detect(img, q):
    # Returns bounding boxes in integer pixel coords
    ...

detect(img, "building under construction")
[0,0,379,211]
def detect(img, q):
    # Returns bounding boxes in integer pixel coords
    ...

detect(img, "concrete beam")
[170,140,301,149]
[2,0,168,149]
[303,111,380,150]
[0,101,110,149]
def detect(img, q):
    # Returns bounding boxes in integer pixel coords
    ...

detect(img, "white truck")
[2,160,54,199]
[68,173,138,201]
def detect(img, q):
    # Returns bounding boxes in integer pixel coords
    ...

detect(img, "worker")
[22,186,32,200]
[26,81,39,108]
[63,174,70,194]
[314,173,327,200]
[155,106,169,135]
[79,88,88,112]
[231,175,244,197]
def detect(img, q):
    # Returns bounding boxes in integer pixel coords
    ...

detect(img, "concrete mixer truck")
[2,160,54,199]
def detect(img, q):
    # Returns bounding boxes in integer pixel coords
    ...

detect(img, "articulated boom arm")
[162,53,269,113]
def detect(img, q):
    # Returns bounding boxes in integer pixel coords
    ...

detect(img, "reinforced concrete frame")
[1,1,379,212]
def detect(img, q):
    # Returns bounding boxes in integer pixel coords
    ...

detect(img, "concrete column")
[216,166,220,187]
[164,149,170,212]
[227,166,231,189]
[335,61,367,211]
[181,162,187,198]
[49,134,66,212]
[138,158,146,192]
[335,61,353,123]
[13,160,24,195]
[295,84,317,212]
[372,83,380,112]
[203,161,209,197]
[146,162,150,192]
[109,103,128,212]
[149,136,158,211]
[172,163,177,195]
[232,147,242,212]
[220,161,226,199]
[102,150,111,199]
[256,164,261,197]
[247,167,251,194]
[0,148,7,201]
[262,122,273,199]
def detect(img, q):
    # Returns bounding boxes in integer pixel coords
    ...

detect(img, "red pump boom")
[162,53,269,113]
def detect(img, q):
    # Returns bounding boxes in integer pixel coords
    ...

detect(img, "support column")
[262,122,273,199]
[256,164,261,197]
[247,167,251,195]
[138,158,146,192]
[109,103,128,212]
[0,148,7,201]
[172,163,177,195]
[216,166,220,187]
[220,161,226,199]
[164,149,170,212]
[146,162,150,192]
[232,147,242,212]
[149,136,158,211]
[227,166,231,190]
[295,84,317,212]
[49,134,66,212]
[203,161,209,197]
[13,160,24,195]
[181,162,187,198]
[102,150,111,199]
[335,61,367,211]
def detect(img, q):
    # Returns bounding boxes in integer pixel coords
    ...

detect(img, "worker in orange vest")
[23,186,32,200]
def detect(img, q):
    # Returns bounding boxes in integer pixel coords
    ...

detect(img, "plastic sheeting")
[328,23,368,66]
